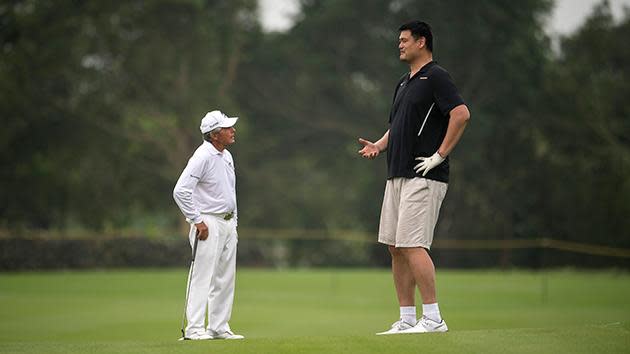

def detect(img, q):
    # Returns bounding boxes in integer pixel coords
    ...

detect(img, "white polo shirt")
[173,141,236,224]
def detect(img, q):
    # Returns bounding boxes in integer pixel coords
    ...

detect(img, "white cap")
[200,110,238,134]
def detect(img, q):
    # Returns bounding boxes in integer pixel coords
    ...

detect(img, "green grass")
[0,269,629,353]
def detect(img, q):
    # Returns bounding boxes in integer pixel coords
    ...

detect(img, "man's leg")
[400,246,447,330]
[380,180,415,309]
[206,219,239,336]
[376,245,417,335]
[389,178,447,333]
[396,179,447,324]
[396,247,447,333]
[389,245,415,306]
[377,178,419,334]
[400,247,436,304]
[185,217,220,337]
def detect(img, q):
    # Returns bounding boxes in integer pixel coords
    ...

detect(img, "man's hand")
[414,152,445,176]
[358,138,380,159]
[195,222,209,240]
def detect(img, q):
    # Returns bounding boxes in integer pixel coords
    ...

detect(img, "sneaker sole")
[400,326,448,334]
[179,336,213,340]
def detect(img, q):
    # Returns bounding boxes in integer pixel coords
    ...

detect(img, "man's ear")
[417,36,426,49]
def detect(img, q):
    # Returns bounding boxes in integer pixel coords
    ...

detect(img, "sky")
[258,0,300,32]
[547,0,630,34]
[258,0,630,35]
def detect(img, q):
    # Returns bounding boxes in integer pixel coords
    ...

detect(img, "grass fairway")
[1,269,629,353]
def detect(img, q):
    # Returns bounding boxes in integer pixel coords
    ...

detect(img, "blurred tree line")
[1,0,628,249]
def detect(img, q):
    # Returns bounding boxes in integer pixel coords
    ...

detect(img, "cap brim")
[219,117,238,128]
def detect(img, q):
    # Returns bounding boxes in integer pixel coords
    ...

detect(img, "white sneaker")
[211,329,245,340]
[400,316,448,334]
[376,319,416,335]
[180,332,213,340]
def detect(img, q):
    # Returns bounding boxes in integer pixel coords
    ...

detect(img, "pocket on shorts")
[431,180,448,203]
[404,178,429,203]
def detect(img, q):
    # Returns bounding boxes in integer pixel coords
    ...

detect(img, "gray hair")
[203,127,222,142]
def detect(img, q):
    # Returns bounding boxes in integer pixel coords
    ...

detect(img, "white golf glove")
[414,152,445,176]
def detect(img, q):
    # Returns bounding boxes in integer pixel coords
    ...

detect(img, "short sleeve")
[430,68,465,116]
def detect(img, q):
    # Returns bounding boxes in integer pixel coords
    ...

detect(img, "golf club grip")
[192,231,199,261]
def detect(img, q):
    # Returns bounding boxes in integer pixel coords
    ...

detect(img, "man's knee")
[398,246,430,258]
[388,245,405,259]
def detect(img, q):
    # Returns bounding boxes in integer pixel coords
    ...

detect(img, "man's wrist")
[189,215,202,225]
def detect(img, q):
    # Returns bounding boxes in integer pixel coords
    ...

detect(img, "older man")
[173,110,243,340]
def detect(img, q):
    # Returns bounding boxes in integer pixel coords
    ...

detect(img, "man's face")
[398,30,423,62]
[215,126,236,146]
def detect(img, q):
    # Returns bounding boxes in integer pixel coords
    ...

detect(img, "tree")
[0,0,260,229]
[535,1,630,247]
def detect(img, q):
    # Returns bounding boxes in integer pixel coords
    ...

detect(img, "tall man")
[359,21,470,334]
[173,110,244,340]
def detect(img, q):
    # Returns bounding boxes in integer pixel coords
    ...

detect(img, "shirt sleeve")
[226,151,238,223]
[172,154,206,224]
[431,68,465,117]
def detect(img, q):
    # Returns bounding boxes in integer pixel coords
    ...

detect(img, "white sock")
[422,303,442,322]
[400,306,417,325]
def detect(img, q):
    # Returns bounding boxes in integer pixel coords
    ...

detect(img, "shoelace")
[419,316,443,328]
[393,319,413,329]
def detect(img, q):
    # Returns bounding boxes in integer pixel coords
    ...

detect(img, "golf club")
[179,230,200,340]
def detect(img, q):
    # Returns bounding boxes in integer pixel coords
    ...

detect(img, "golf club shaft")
[180,230,200,338]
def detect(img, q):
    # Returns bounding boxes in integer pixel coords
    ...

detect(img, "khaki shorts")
[378,177,448,248]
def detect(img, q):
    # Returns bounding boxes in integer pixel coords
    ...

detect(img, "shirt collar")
[203,140,223,155]
[418,60,436,74]
[408,60,435,81]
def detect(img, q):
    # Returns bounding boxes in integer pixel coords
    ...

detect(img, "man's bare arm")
[358,130,390,159]
[437,105,470,157]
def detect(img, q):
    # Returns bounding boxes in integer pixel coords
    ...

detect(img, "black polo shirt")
[387,61,465,183]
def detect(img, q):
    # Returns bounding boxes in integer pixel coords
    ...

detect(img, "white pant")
[185,214,238,336]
